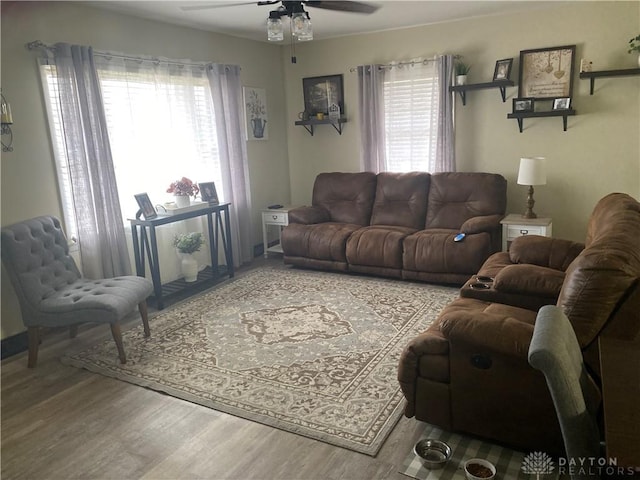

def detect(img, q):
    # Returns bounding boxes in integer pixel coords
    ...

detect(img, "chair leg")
[69,325,78,338]
[110,323,127,364]
[27,327,39,368]
[139,301,151,338]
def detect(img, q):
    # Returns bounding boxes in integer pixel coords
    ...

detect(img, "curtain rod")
[349,53,460,72]
[26,40,211,69]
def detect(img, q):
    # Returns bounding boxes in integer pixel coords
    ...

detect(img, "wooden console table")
[129,203,234,309]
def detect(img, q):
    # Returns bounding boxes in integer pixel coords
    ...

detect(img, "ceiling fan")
[180,1,379,15]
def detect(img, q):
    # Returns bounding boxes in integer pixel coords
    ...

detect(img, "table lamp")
[517,157,546,219]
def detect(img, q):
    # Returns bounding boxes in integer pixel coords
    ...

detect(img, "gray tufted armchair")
[1,216,153,367]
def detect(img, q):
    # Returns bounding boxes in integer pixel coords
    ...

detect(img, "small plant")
[173,232,203,254]
[628,34,640,54]
[167,177,199,197]
[455,61,471,76]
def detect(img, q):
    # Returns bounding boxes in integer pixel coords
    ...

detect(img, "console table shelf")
[449,80,515,106]
[507,109,576,132]
[580,68,640,95]
[295,117,346,136]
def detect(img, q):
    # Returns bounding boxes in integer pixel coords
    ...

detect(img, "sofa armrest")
[288,206,330,225]
[509,236,585,271]
[494,264,566,298]
[439,309,535,359]
[460,214,503,234]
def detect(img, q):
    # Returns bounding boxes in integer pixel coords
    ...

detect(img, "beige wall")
[0,1,290,338]
[284,1,640,242]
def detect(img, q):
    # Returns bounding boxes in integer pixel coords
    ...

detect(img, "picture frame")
[302,74,344,116]
[243,86,268,141]
[493,58,513,81]
[513,97,535,113]
[552,97,571,110]
[134,193,157,220]
[518,45,576,99]
[199,181,219,204]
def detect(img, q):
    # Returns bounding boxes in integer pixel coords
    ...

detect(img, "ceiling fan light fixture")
[291,11,313,41]
[267,10,284,41]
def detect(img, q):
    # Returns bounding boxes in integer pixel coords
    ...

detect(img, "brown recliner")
[398,192,640,453]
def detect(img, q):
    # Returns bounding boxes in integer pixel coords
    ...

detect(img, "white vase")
[456,75,468,86]
[180,253,198,282]
[175,195,190,208]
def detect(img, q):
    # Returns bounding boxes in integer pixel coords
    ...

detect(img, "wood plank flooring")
[1,259,427,480]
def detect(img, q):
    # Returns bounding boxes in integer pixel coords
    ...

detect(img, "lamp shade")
[267,15,284,42]
[517,157,547,186]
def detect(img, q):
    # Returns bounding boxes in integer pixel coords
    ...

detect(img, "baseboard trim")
[1,331,28,359]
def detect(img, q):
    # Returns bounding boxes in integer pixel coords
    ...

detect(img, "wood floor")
[1,258,427,480]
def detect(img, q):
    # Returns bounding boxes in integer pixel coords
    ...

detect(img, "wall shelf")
[579,68,640,95]
[449,79,515,106]
[295,117,346,136]
[507,109,576,132]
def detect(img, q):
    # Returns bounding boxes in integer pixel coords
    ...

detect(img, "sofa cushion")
[346,225,417,269]
[370,172,430,229]
[312,172,377,226]
[403,229,492,275]
[281,222,362,263]
[425,172,507,229]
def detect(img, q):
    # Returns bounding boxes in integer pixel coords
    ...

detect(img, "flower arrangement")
[246,89,266,119]
[167,177,199,197]
[628,35,640,54]
[455,61,471,76]
[173,232,204,254]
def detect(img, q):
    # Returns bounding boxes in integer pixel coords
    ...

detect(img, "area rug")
[399,424,535,479]
[63,267,458,455]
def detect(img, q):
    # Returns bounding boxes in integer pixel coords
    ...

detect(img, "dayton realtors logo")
[521,451,636,477]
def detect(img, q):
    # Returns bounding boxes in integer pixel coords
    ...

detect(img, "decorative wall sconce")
[1,91,14,152]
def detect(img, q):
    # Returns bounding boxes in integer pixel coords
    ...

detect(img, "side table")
[500,214,553,251]
[261,206,293,257]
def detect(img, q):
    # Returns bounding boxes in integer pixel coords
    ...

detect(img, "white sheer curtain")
[356,55,455,173]
[48,43,131,278]
[207,64,254,267]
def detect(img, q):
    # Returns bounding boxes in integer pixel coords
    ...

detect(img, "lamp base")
[522,185,537,219]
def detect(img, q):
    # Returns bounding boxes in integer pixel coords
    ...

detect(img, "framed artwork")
[302,74,344,116]
[243,86,268,141]
[134,193,157,220]
[518,45,576,99]
[552,97,571,110]
[493,58,513,81]
[199,181,219,204]
[513,97,535,113]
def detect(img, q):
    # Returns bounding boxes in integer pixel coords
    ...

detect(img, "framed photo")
[493,58,513,81]
[199,181,219,204]
[513,97,535,113]
[243,86,268,141]
[134,193,157,220]
[518,45,576,99]
[552,97,571,110]
[302,74,344,116]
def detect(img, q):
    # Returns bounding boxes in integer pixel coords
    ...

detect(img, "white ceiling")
[90,1,566,43]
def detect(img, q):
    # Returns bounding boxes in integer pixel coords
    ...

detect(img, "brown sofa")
[281,171,507,285]
[398,192,640,453]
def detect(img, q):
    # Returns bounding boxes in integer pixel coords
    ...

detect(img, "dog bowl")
[464,458,496,480]
[413,439,452,469]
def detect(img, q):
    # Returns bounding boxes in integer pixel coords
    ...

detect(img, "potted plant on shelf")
[167,177,199,208]
[628,34,640,67]
[455,61,471,86]
[173,232,204,282]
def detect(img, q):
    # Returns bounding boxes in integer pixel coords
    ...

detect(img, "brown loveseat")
[281,171,507,285]
[398,192,640,453]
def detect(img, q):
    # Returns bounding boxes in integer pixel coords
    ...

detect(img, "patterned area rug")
[64,267,458,455]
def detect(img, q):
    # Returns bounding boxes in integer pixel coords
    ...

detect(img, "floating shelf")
[579,68,640,95]
[507,109,576,132]
[295,117,347,136]
[449,80,515,106]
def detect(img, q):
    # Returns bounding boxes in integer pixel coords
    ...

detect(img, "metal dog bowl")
[413,439,452,469]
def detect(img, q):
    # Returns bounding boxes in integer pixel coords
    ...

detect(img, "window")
[41,58,223,239]
[383,62,439,172]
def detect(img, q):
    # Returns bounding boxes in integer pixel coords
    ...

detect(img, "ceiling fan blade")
[303,1,379,14]
[180,2,275,12]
